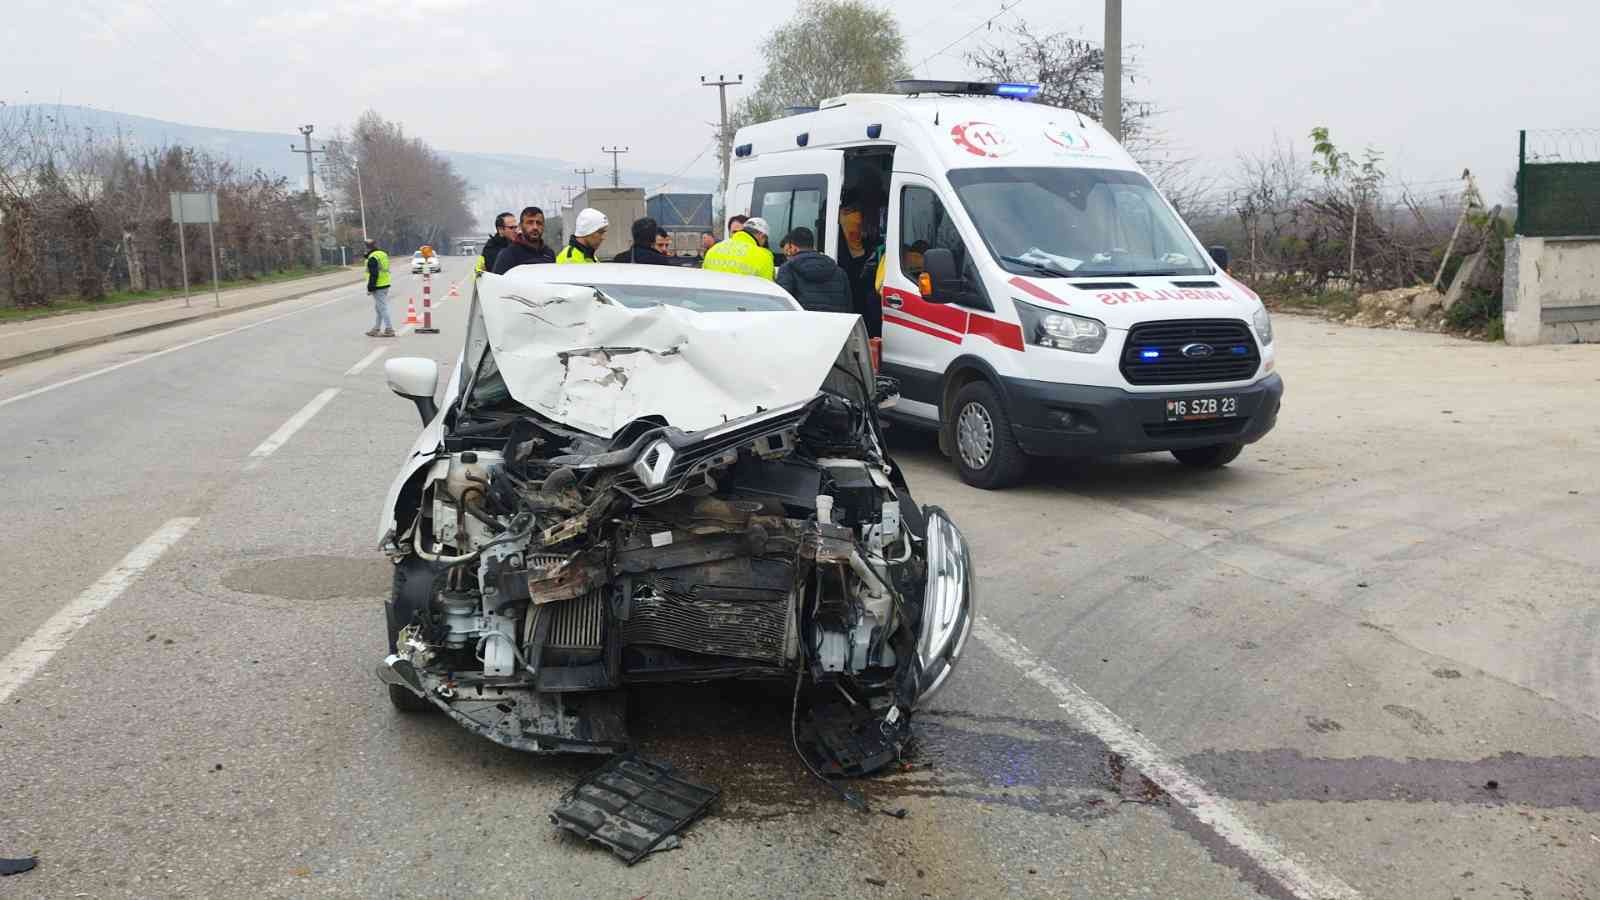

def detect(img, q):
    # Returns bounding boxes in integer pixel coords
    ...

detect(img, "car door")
[881,173,980,423]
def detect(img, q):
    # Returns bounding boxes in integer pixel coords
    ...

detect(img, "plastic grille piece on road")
[549,753,719,865]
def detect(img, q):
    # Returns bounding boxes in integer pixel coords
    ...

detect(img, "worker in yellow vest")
[364,240,394,337]
[556,209,609,264]
[701,217,775,280]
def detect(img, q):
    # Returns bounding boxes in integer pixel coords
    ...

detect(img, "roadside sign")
[168,192,222,308]
[169,191,219,224]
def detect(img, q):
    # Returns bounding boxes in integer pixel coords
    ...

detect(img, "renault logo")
[1181,342,1216,359]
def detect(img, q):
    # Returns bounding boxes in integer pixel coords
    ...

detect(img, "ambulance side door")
[881,172,976,424]
[747,150,843,263]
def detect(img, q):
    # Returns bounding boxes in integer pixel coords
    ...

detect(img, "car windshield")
[588,283,793,313]
[948,167,1211,278]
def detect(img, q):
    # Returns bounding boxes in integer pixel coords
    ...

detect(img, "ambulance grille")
[1120,319,1259,386]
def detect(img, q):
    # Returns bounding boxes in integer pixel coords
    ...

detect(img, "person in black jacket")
[775,227,852,315]
[478,211,514,277]
[611,217,676,265]
[491,206,557,273]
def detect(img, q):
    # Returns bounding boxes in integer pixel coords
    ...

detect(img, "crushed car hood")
[480,276,864,438]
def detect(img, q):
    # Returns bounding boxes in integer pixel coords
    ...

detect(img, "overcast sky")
[6,0,1594,205]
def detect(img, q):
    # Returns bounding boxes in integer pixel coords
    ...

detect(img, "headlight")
[1013,300,1107,354]
[1252,307,1273,346]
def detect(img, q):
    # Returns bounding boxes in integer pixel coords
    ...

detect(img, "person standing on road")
[556,209,609,264]
[700,232,716,256]
[775,227,852,314]
[492,206,558,274]
[364,240,394,337]
[654,228,674,259]
[611,217,676,265]
[477,211,515,278]
[702,217,775,280]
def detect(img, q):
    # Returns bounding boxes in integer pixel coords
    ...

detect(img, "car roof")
[496,263,796,301]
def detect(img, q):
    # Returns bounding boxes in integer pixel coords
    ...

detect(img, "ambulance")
[726,80,1283,488]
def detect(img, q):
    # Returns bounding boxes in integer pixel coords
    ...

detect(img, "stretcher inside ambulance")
[728,80,1282,488]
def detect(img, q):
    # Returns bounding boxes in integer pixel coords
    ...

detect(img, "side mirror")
[1208,245,1231,272]
[385,357,440,425]
[921,248,960,304]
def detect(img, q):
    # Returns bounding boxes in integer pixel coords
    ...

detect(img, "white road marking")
[0,293,347,410]
[345,347,388,376]
[0,517,199,704]
[244,388,340,470]
[973,618,1362,900]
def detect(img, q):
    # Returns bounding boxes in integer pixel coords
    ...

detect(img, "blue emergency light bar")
[893,80,1043,101]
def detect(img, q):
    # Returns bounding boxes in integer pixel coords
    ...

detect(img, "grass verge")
[0,266,352,325]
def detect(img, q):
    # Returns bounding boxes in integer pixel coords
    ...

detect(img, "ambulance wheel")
[1171,442,1244,469]
[950,381,1027,489]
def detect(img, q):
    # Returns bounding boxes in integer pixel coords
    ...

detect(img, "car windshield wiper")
[1000,255,1070,277]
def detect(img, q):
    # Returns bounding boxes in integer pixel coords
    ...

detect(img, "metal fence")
[1517,129,1600,237]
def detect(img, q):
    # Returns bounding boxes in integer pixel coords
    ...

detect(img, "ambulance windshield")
[948,167,1211,278]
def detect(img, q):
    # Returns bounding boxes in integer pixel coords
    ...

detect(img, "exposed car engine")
[376,276,972,777]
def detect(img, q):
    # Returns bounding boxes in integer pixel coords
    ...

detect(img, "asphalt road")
[1,260,1596,899]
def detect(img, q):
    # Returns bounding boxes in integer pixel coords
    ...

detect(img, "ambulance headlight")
[1014,301,1107,354]
[1252,307,1274,346]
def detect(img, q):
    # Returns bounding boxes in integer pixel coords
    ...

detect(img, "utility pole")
[574,167,594,190]
[1103,0,1122,141]
[290,125,325,265]
[701,75,744,193]
[601,147,629,188]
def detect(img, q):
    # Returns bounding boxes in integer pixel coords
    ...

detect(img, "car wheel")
[1171,442,1245,469]
[949,381,1027,489]
[385,556,436,713]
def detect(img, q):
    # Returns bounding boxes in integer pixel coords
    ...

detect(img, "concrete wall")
[1502,236,1600,345]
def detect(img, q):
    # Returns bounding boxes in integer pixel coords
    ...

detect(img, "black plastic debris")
[550,753,719,865]
[0,857,37,877]
[799,701,909,777]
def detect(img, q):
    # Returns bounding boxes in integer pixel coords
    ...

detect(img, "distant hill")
[0,104,716,230]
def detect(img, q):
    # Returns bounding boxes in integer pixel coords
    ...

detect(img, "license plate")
[1165,396,1239,422]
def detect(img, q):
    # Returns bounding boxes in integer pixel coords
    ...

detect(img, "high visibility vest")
[702,231,775,280]
[369,250,391,288]
[556,242,597,264]
[474,254,486,277]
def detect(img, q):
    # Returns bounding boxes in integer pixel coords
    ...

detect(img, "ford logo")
[1181,342,1215,359]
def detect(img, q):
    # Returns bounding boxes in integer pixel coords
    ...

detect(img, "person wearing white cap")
[556,208,609,264]
[701,216,775,280]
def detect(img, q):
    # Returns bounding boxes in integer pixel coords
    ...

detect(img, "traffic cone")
[448,283,459,299]
[404,296,419,325]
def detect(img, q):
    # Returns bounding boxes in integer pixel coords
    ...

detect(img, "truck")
[573,188,646,260]
[646,192,713,258]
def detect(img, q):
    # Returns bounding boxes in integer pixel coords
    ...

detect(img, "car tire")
[949,381,1028,489]
[385,556,436,714]
[1171,442,1245,469]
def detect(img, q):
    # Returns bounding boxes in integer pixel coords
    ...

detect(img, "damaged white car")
[376,265,974,776]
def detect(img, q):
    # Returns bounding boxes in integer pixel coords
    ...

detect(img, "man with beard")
[476,211,514,278]
[491,206,557,273]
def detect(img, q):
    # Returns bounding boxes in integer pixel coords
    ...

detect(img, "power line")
[917,0,1026,74]
[650,141,716,195]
